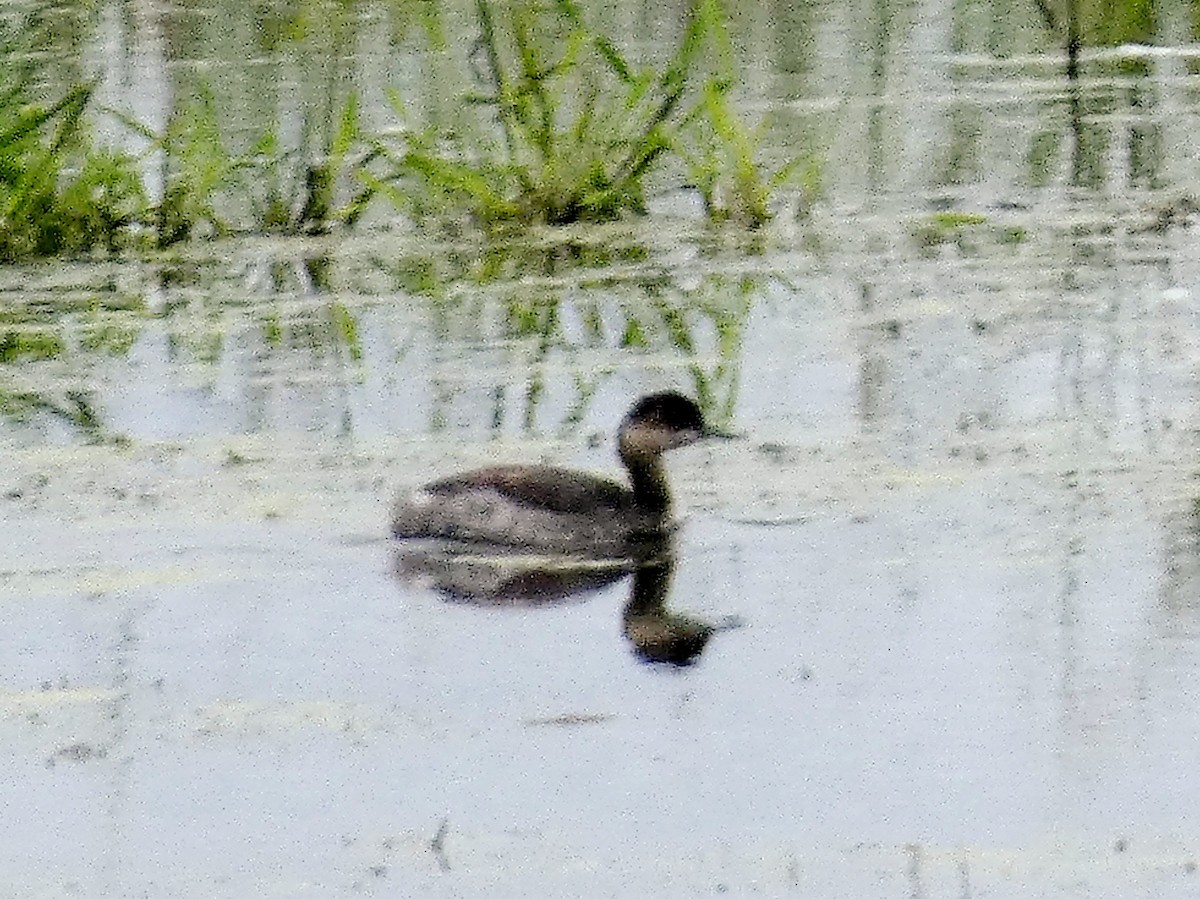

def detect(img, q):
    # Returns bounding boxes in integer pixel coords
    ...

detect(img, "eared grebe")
[391,392,709,556]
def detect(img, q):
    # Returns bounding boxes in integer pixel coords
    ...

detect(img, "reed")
[0,16,144,260]
[368,0,797,230]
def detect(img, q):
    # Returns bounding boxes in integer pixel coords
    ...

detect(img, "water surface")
[5,0,1200,895]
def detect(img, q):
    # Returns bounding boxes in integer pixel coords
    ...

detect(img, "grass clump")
[0,0,804,258]
[369,0,797,231]
[118,86,369,247]
[675,79,810,227]
[0,326,64,362]
[0,16,145,260]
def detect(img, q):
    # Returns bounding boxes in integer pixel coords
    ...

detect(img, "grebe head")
[617,391,707,459]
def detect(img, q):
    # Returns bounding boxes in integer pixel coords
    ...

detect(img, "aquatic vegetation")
[0,0,373,256]
[0,0,806,260]
[246,94,372,236]
[258,301,365,364]
[911,211,986,251]
[0,326,64,363]
[115,87,234,246]
[0,380,111,442]
[910,210,1029,255]
[0,16,145,260]
[674,80,807,228]
[119,87,368,246]
[931,211,988,229]
[0,0,805,259]
[367,0,799,230]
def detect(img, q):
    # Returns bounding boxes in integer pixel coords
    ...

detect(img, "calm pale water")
[5,0,1200,896]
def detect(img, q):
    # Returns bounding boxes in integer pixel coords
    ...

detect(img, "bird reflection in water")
[621,555,739,666]
[391,539,739,666]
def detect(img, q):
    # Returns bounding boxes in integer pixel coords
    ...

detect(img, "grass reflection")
[379,239,753,435]
[0,235,752,443]
[0,281,145,438]
[257,301,364,365]
[0,387,108,442]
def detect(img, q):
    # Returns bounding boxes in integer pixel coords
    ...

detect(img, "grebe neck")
[620,446,671,515]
